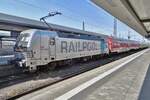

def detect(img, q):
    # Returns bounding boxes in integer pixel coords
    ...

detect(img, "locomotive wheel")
[28,66,37,73]
[66,59,73,66]
[47,62,57,70]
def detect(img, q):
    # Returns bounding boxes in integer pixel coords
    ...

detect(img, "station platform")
[17,49,150,100]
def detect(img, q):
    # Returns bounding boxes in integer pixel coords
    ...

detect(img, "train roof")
[109,36,140,43]
[43,24,139,43]
[22,25,140,43]
[48,24,108,38]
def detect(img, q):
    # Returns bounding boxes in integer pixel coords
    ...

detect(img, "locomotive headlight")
[18,59,26,67]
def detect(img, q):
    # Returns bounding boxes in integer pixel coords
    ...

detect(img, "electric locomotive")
[14,29,108,72]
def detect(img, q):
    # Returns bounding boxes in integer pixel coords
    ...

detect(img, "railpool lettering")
[61,41,67,53]
[61,40,99,53]
[69,41,75,52]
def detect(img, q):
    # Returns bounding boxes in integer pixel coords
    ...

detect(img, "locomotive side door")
[30,32,41,59]
[49,37,56,61]
[40,34,49,64]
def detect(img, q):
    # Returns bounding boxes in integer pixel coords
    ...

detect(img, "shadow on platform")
[138,64,150,100]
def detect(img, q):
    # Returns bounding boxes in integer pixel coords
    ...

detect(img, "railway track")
[0,64,23,78]
[0,73,35,89]
[0,49,143,100]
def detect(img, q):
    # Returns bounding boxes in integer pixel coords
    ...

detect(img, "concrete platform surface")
[17,49,150,100]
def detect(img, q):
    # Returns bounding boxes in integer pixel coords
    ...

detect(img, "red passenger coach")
[128,41,140,50]
[107,36,140,53]
[107,36,122,53]
[107,37,113,52]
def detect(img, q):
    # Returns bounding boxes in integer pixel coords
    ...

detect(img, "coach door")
[49,37,56,61]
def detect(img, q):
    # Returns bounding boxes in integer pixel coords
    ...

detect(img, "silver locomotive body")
[14,29,108,72]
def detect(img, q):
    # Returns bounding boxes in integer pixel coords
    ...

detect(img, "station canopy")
[91,0,150,39]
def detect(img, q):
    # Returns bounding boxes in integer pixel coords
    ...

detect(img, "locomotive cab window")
[15,33,30,52]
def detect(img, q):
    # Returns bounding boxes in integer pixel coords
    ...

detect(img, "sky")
[0,0,149,42]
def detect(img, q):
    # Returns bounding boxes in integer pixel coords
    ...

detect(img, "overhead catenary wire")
[15,0,108,25]
[14,0,147,42]
[13,0,114,34]
[4,0,148,41]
